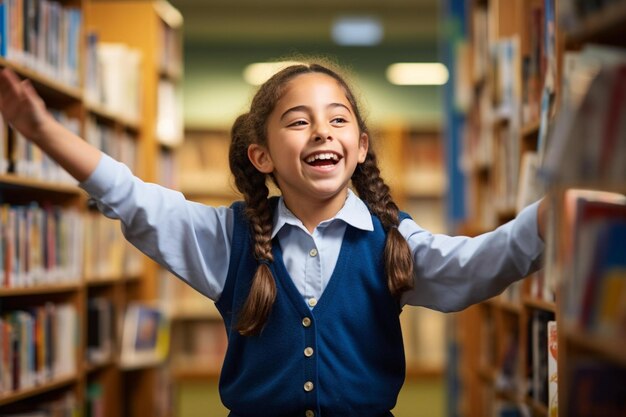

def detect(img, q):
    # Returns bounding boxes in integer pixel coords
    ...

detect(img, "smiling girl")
[0,62,545,417]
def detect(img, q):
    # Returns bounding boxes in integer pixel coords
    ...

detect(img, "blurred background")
[12,0,616,416]
[173,0,443,128]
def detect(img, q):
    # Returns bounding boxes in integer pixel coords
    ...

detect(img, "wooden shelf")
[477,365,496,383]
[525,396,549,417]
[0,375,78,406]
[521,120,540,138]
[405,365,444,379]
[522,296,555,313]
[86,101,141,131]
[403,172,446,198]
[159,66,183,82]
[86,276,124,286]
[85,357,118,373]
[494,387,519,403]
[178,171,238,199]
[0,283,81,297]
[0,58,82,103]
[122,274,142,284]
[548,181,626,195]
[496,207,517,222]
[496,299,522,315]
[564,1,626,47]
[564,325,626,367]
[85,274,141,286]
[171,365,221,381]
[170,304,221,321]
[0,174,82,194]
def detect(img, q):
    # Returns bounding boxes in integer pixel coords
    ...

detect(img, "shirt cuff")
[514,200,545,262]
[79,152,120,198]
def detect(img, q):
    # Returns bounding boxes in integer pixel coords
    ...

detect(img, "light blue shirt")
[81,153,544,311]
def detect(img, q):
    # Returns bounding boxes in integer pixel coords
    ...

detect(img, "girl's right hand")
[0,68,55,144]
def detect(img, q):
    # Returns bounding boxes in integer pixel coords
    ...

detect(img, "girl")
[0,63,545,417]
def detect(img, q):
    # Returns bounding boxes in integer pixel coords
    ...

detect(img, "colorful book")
[547,320,558,417]
[568,361,626,417]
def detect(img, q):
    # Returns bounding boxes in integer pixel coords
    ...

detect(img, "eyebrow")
[280,103,352,121]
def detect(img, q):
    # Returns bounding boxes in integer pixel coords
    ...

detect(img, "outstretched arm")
[0,68,232,302]
[0,68,101,181]
[400,200,545,311]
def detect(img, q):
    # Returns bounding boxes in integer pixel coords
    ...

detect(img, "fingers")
[0,68,22,95]
[21,78,44,107]
[0,68,45,115]
[0,68,24,108]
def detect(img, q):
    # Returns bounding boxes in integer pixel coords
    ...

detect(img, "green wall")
[181,41,444,129]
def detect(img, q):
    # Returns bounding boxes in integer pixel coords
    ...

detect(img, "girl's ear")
[248,144,274,174]
[357,132,369,163]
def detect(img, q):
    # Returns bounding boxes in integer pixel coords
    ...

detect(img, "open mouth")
[304,152,342,167]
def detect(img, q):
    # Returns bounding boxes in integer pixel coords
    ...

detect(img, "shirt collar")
[271,189,374,238]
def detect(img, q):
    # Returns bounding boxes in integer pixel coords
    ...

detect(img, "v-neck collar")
[270,225,357,318]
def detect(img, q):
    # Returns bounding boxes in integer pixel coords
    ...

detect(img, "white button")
[304,347,314,357]
[308,298,317,307]
[309,248,318,257]
[305,410,315,417]
[302,317,312,327]
[304,381,314,392]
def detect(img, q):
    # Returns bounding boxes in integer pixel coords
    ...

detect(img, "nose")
[312,124,332,142]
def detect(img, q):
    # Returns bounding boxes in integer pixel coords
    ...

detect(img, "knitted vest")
[216,200,410,417]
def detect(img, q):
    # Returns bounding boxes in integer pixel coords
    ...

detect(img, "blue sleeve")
[79,153,233,301]
[399,200,544,311]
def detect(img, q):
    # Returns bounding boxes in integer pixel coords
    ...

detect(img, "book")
[561,191,626,335]
[516,151,542,213]
[529,309,555,405]
[87,298,114,364]
[97,43,142,122]
[547,320,557,417]
[580,222,626,335]
[120,303,170,370]
[542,54,626,185]
[567,361,626,417]
[156,79,183,147]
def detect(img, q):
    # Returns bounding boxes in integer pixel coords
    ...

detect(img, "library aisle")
[1,0,625,416]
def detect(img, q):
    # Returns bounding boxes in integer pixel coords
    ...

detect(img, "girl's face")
[249,72,368,210]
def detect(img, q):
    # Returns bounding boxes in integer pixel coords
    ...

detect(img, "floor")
[175,377,446,417]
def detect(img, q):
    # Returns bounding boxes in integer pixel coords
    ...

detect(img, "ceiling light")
[386,63,449,85]
[243,61,302,85]
[331,16,383,46]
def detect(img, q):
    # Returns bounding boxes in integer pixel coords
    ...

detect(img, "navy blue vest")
[216,200,410,417]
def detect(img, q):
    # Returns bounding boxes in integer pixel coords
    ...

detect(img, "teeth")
[305,153,339,163]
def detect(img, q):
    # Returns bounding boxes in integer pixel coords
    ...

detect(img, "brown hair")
[229,62,414,336]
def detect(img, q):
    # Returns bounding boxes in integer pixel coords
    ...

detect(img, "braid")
[352,150,414,296]
[229,114,276,336]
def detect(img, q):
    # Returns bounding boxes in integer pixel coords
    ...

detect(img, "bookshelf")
[85,2,184,417]
[455,0,626,416]
[0,1,183,417]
